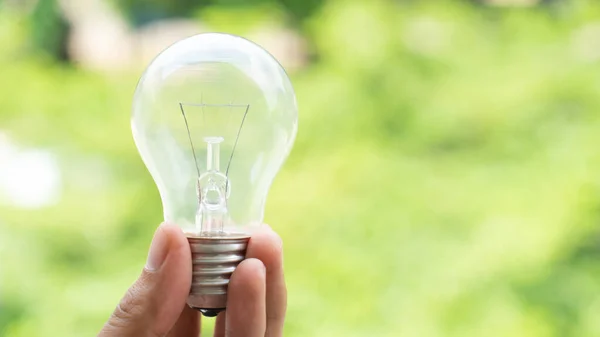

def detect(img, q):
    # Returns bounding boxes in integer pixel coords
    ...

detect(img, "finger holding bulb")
[100,224,287,337]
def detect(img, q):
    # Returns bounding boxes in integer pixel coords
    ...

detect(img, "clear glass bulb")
[131,33,297,314]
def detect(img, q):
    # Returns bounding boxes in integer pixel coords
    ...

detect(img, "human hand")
[98,223,286,337]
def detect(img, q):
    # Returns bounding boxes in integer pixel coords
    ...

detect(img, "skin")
[98,223,286,337]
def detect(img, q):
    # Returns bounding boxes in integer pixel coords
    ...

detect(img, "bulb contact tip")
[195,307,225,317]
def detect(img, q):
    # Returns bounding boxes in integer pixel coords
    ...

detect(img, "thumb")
[99,223,192,337]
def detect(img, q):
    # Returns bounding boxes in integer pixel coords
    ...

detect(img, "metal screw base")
[186,233,250,316]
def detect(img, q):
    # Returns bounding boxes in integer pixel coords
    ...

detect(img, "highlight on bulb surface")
[131,33,298,314]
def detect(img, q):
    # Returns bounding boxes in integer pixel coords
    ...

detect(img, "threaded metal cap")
[186,233,250,315]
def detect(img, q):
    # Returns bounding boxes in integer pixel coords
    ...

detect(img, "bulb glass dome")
[132,33,298,236]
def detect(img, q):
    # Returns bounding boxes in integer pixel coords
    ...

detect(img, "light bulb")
[131,33,298,316]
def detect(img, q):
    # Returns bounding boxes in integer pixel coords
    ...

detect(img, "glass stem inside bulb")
[196,137,228,236]
[206,138,220,171]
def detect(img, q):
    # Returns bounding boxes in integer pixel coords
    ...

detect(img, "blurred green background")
[3,0,600,336]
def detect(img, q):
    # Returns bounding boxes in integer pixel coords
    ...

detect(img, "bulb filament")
[180,102,250,236]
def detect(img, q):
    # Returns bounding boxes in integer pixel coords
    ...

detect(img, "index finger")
[245,225,287,337]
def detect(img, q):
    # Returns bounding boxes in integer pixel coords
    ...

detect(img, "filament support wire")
[179,102,250,178]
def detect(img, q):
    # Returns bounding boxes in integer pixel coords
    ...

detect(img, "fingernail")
[146,224,169,271]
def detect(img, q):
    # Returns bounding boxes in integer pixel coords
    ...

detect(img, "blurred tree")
[30,0,70,61]
[116,0,201,25]
[115,0,323,26]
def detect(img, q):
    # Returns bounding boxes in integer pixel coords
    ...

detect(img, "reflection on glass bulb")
[131,33,298,315]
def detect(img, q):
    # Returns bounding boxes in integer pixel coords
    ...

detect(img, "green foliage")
[30,0,69,60]
[3,1,600,336]
[112,0,321,26]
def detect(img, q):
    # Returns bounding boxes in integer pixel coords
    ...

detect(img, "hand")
[98,223,286,337]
